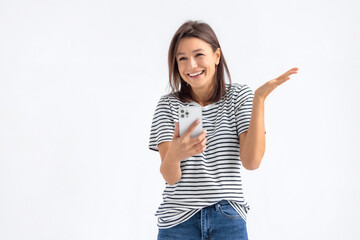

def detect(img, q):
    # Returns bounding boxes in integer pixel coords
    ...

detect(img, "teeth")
[189,71,203,77]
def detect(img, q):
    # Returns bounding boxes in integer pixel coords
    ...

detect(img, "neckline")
[188,101,219,110]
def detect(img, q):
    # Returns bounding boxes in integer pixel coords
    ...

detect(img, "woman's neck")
[191,85,213,107]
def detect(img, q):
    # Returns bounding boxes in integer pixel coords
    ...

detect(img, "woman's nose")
[189,57,197,68]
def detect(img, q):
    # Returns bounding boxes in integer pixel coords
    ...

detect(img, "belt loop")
[215,202,220,211]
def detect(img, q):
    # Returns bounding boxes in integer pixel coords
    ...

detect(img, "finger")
[276,69,297,83]
[196,137,207,149]
[184,119,201,138]
[287,67,298,73]
[276,76,290,83]
[282,67,299,78]
[190,129,207,145]
[193,139,207,154]
[173,122,180,139]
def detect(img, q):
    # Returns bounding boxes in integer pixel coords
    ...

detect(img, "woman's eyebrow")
[176,48,204,57]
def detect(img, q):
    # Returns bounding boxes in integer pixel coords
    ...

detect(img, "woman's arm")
[239,94,266,170]
[240,67,299,170]
[159,142,182,185]
[159,121,207,185]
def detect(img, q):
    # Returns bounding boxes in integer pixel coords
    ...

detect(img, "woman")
[149,20,298,240]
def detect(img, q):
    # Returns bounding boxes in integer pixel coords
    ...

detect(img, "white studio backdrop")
[1,0,359,239]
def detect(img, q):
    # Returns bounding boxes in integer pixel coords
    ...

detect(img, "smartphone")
[178,106,203,138]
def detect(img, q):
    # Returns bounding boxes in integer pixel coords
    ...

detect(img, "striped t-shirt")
[149,83,254,229]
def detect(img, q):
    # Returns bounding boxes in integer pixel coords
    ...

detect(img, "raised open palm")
[255,67,299,100]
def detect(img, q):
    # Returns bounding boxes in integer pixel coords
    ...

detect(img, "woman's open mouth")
[187,70,204,78]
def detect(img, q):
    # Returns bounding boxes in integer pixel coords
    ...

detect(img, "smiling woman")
[149,20,298,240]
[168,21,231,107]
[175,37,220,106]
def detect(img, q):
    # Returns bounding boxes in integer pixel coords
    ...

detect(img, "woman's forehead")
[177,37,211,54]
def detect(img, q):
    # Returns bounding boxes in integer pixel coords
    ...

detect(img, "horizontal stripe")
[149,83,254,229]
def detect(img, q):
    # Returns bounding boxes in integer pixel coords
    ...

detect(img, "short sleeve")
[148,95,175,152]
[234,84,254,136]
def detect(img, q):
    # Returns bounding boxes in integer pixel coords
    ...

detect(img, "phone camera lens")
[185,111,189,115]
[181,114,184,118]
[181,110,184,113]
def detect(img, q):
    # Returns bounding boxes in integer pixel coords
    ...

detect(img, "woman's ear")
[215,48,221,65]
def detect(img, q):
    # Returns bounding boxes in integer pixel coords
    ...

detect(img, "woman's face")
[176,37,220,93]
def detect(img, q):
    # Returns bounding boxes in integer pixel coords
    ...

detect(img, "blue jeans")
[157,200,248,240]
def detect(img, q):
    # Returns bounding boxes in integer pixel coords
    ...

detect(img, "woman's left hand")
[255,67,299,100]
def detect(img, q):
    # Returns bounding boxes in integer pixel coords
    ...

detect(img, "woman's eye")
[178,54,202,61]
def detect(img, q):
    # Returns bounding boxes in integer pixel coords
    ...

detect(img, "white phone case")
[178,106,203,138]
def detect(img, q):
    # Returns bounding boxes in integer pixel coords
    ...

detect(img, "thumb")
[173,121,180,139]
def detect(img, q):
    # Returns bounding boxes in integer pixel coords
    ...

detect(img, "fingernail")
[196,119,200,124]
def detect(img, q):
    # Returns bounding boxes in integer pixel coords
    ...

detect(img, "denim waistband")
[217,200,230,205]
[203,200,230,208]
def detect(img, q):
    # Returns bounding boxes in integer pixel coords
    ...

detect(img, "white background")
[1,0,360,239]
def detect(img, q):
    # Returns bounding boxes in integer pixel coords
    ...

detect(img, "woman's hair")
[168,20,231,103]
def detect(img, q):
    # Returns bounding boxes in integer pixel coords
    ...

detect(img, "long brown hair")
[168,20,231,103]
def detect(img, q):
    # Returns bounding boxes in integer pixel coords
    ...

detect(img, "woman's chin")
[189,79,211,90]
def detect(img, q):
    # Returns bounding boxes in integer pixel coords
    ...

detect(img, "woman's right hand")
[167,120,207,163]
